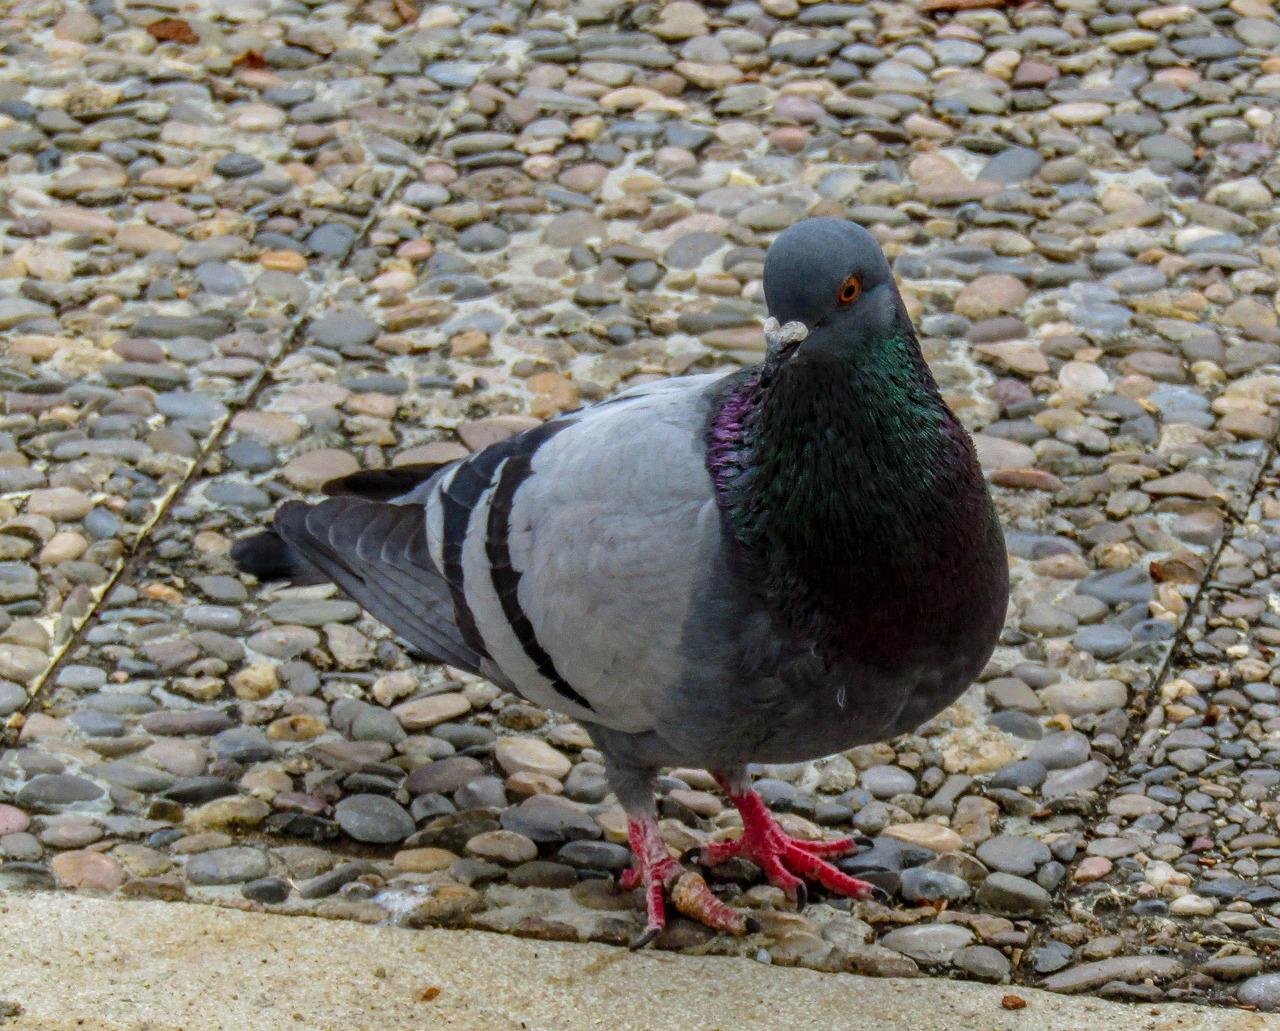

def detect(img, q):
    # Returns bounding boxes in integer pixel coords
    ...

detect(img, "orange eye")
[837,275,861,305]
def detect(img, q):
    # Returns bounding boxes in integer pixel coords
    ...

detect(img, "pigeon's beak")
[763,317,809,362]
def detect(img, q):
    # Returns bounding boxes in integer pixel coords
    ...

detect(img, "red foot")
[699,778,883,908]
[623,815,752,947]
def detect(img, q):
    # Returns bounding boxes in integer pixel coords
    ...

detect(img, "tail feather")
[230,530,328,585]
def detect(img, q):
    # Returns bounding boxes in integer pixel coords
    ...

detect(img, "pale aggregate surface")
[2,0,1280,1012]
[1,892,1275,1031]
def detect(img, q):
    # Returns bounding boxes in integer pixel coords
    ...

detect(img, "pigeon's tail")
[230,529,329,585]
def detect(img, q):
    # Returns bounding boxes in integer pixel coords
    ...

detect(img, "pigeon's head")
[762,217,905,364]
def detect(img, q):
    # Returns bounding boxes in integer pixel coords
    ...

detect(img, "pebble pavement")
[2,0,1280,1012]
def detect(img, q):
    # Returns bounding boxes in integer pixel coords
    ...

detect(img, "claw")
[626,815,753,942]
[671,870,750,934]
[869,885,890,903]
[703,780,885,906]
[854,836,876,849]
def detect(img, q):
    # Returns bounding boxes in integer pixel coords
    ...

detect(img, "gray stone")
[0,298,55,330]
[307,223,357,257]
[1239,975,1280,1011]
[243,876,292,904]
[1071,624,1132,658]
[976,872,1051,917]
[307,313,380,351]
[979,147,1043,184]
[0,681,23,717]
[334,795,415,844]
[210,727,275,764]
[976,835,1051,876]
[880,924,973,965]
[951,944,1011,981]
[1029,731,1091,770]
[263,599,362,626]
[899,867,971,904]
[990,759,1047,790]
[860,765,916,798]
[1042,760,1108,799]
[186,847,271,885]
[1040,955,1185,994]
[16,774,105,807]
[298,860,377,899]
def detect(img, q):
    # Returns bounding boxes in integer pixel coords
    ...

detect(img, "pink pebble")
[1073,855,1112,883]
[0,803,30,835]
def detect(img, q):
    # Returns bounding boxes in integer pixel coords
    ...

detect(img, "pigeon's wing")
[258,372,730,733]
[269,495,487,675]
[445,372,730,732]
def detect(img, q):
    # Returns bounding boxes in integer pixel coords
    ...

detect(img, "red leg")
[700,774,883,907]
[622,814,752,947]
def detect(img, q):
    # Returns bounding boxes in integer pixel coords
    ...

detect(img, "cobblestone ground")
[3,0,1280,1011]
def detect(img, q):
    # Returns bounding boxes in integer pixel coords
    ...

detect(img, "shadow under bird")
[231,216,1010,945]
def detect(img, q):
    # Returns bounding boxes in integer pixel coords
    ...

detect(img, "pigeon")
[231,216,1009,946]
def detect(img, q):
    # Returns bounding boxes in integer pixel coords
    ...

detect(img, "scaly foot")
[696,776,884,910]
[621,814,756,948]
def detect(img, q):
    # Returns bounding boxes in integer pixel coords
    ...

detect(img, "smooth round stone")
[50,850,126,891]
[975,872,1052,916]
[164,777,237,805]
[976,835,1052,876]
[557,839,631,871]
[0,681,26,715]
[1201,955,1262,981]
[210,727,275,763]
[1032,940,1074,974]
[860,765,916,798]
[665,232,728,269]
[56,666,107,691]
[194,262,247,295]
[979,146,1043,184]
[500,796,601,844]
[1029,731,1091,770]
[308,223,358,257]
[334,794,415,844]
[1072,624,1132,658]
[2,832,42,861]
[465,830,537,865]
[1042,760,1108,799]
[952,944,1011,981]
[899,866,971,903]
[0,804,30,835]
[96,758,172,794]
[990,759,1047,790]
[243,876,292,904]
[185,846,270,885]
[880,923,973,965]
[457,224,509,252]
[204,482,271,511]
[224,439,277,473]
[509,860,578,889]
[454,777,507,810]
[493,738,571,780]
[66,709,125,737]
[214,153,265,178]
[1238,975,1280,1011]
[16,774,105,807]
[307,312,380,350]
[1042,679,1128,717]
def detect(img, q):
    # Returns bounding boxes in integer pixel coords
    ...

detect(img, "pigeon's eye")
[837,274,861,306]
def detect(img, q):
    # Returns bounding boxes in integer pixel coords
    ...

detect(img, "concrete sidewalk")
[0,893,1272,1031]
